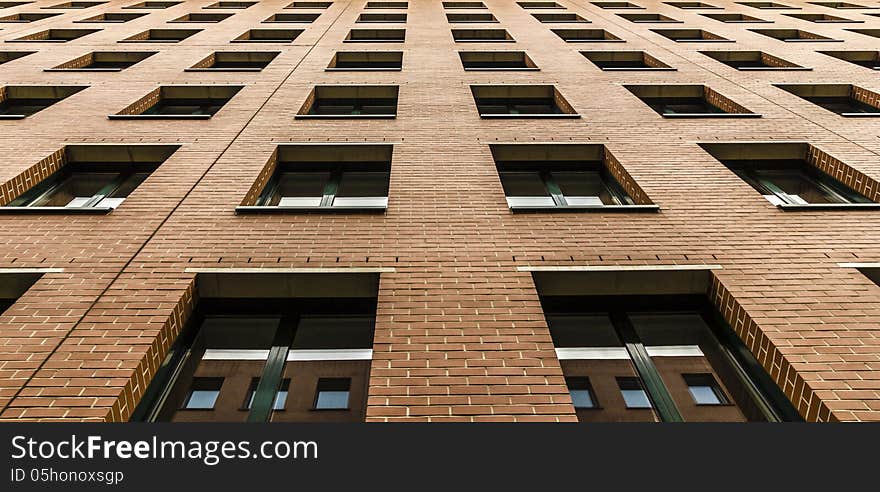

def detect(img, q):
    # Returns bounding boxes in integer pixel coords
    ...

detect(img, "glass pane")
[292,316,375,349]
[499,171,547,197]
[335,171,389,197]
[185,389,220,409]
[31,172,119,207]
[553,171,618,205]
[621,388,652,408]
[268,171,330,206]
[570,389,595,408]
[689,385,722,405]
[546,314,622,347]
[315,390,349,409]
[752,169,856,204]
[107,172,150,198]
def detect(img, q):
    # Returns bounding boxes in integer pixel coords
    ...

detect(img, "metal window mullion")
[258,173,282,206]
[541,170,567,206]
[610,311,683,423]
[746,170,794,205]
[84,172,129,208]
[247,316,295,423]
[321,169,342,207]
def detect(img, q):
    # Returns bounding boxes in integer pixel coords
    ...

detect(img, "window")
[183,378,224,410]
[517,1,564,8]
[591,1,644,8]
[44,1,107,8]
[700,50,807,70]
[2,144,178,212]
[532,13,588,22]
[776,84,880,116]
[566,377,598,409]
[651,29,731,42]
[121,29,202,42]
[263,13,321,22]
[471,85,578,118]
[784,13,854,22]
[49,51,156,71]
[443,1,487,8]
[699,142,879,209]
[581,51,673,70]
[296,85,398,118]
[684,374,728,405]
[357,13,406,23]
[452,28,513,42]
[0,85,85,118]
[0,1,33,7]
[10,28,100,42]
[345,28,405,42]
[847,29,880,39]
[77,12,146,22]
[0,12,60,22]
[749,29,840,42]
[447,13,497,22]
[238,144,392,212]
[619,13,681,22]
[286,1,332,8]
[618,378,652,409]
[490,143,655,211]
[366,1,407,8]
[188,51,279,71]
[327,51,402,70]
[665,1,721,8]
[701,13,768,22]
[625,85,758,118]
[819,50,880,70]
[736,1,797,8]
[0,51,34,65]
[171,13,233,23]
[314,379,351,410]
[808,1,872,7]
[553,29,623,42]
[111,86,243,119]
[0,271,47,316]
[232,29,303,42]
[203,1,255,8]
[123,1,181,8]
[245,378,290,410]
[459,51,538,70]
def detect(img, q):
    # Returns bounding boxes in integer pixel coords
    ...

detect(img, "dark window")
[327,51,402,70]
[366,1,407,7]
[700,50,805,70]
[452,28,513,42]
[532,13,587,22]
[51,51,156,70]
[619,13,680,22]
[665,1,721,8]
[447,12,497,22]
[819,50,880,70]
[443,1,486,8]
[684,374,728,405]
[112,86,243,118]
[581,51,672,70]
[11,28,100,42]
[776,84,880,116]
[701,13,767,22]
[651,28,730,41]
[121,29,201,42]
[233,29,302,42]
[314,378,351,410]
[0,12,61,22]
[784,13,852,22]
[459,51,537,70]
[517,1,564,8]
[471,85,577,117]
[297,86,398,118]
[625,84,757,117]
[123,1,182,8]
[183,378,224,410]
[45,1,107,8]
[264,13,320,22]
[345,28,405,42]
[736,1,797,8]
[286,1,332,8]
[0,85,85,117]
[0,51,34,65]
[189,51,279,70]
[78,12,146,22]
[358,13,406,23]
[552,28,623,42]
[749,29,838,42]
[618,377,652,409]
[808,1,871,8]
[171,13,233,22]
[245,378,290,410]
[591,1,644,7]
[203,1,255,8]
[567,377,598,408]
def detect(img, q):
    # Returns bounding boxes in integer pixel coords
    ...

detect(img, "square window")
[625,84,758,118]
[701,13,769,22]
[296,85,398,118]
[459,51,537,70]
[43,1,106,8]
[517,1,565,8]
[286,1,332,8]
[819,50,880,70]
[749,28,840,41]
[314,378,351,410]
[48,51,156,71]
[0,12,60,22]
[0,85,85,118]
[472,85,578,118]
[171,12,233,23]
[0,51,34,65]
[491,143,655,211]
[263,12,320,22]
[651,28,731,42]
[123,1,181,8]
[188,51,279,71]
[619,13,681,23]
[77,12,146,22]
[10,28,100,42]
[736,1,798,8]
[183,378,224,410]
[532,12,588,22]
[366,1,407,8]
[447,12,497,22]
[0,2,33,7]
[245,378,290,410]
[591,1,643,8]
[808,1,873,8]
[2,144,178,212]
[111,85,243,119]
[327,51,402,70]
[552,28,623,42]
[203,1,255,8]
[846,29,880,39]
[664,1,721,8]
[566,377,598,409]
[357,13,406,23]
[699,142,878,209]
[452,28,512,42]
[345,28,405,42]
[581,50,673,70]
[238,144,392,213]
[784,13,858,22]
[700,50,807,70]
[443,1,486,8]
[121,29,201,42]
[684,374,728,405]
[618,377,652,409]
[776,84,880,116]
[233,29,303,43]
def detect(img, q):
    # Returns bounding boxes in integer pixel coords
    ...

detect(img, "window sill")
[0,114,28,119]
[480,113,580,119]
[839,113,880,117]
[464,67,540,71]
[235,205,387,214]
[599,67,676,71]
[780,39,842,42]
[108,114,213,119]
[44,67,124,72]
[262,20,315,24]
[0,206,113,214]
[118,40,184,43]
[343,39,406,43]
[718,20,773,23]
[661,113,761,118]
[564,39,626,43]
[230,40,295,44]
[509,204,660,212]
[454,39,515,43]
[814,20,863,23]
[736,66,812,71]
[309,407,351,412]
[673,39,734,43]
[448,20,501,23]
[294,114,396,119]
[777,203,880,211]
[6,40,70,43]
[185,67,265,72]
[539,21,592,24]
[324,67,402,71]
[632,21,684,24]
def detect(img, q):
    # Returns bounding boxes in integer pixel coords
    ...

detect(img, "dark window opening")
[701,13,767,22]
[78,12,145,22]
[366,1,407,7]
[171,13,233,22]
[581,50,672,70]
[552,28,623,42]
[447,12,497,22]
[203,1,255,8]
[190,51,279,70]
[113,86,242,118]
[567,377,599,409]
[0,12,60,22]
[625,85,756,117]
[459,51,537,70]
[297,85,398,118]
[245,378,290,410]
[736,1,797,8]
[357,13,406,23]
[784,13,855,22]
[517,1,564,8]
[11,28,100,41]
[700,50,805,70]
[808,1,872,8]
[345,28,405,42]
[533,13,588,22]
[0,51,34,65]
[749,28,839,41]
[44,1,107,8]
[0,85,85,117]
[183,378,224,410]
[619,13,680,22]
[652,28,730,41]
[123,1,181,8]
[122,29,201,42]
[327,51,402,70]
[51,51,155,70]
[286,1,332,8]
[665,1,721,8]
[233,29,303,42]
[314,378,351,410]
[819,50,880,70]
[452,28,513,42]
[684,374,728,405]
[591,1,644,8]
[264,13,320,22]
[777,84,880,116]
[443,1,486,8]
[471,85,577,117]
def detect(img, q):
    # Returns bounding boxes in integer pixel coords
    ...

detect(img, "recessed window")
[684,374,728,405]
[808,1,873,8]
[239,144,392,212]
[517,1,564,8]
[459,51,537,70]
[188,51,279,71]
[533,12,588,22]
[0,1,33,7]
[472,85,578,118]
[204,1,255,8]
[123,1,181,8]
[327,51,402,70]
[296,85,398,118]
[776,84,880,116]
[619,13,681,23]
[171,12,233,23]
[750,28,841,42]
[452,28,513,42]
[447,12,497,22]
[618,378,652,409]
[245,378,290,410]
[700,50,807,70]
[286,1,332,8]
[183,378,224,410]
[0,51,34,65]
[263,12,320,23]
[345,28,405,42]
[2,144,178,212]
[0,85,85,118]
[233,29,303,42]
[784,13,858,22]
[567,377,598,409]
[443,1,486,8]
[582,50,673,70]
[819,50,880,70]
[78,12,146,22]
[491,143,655,211]
[552,28,623,42]
[736,1,797,8]
[43,1,107,8]
[121,29,201,42]
[314,378,351,410]
[699,142,879,209]
[701,13,769,22]
[0,12,60,22]
[625,84,759,118]
[357,13,406,23]
[591,1,643,8]
[48,51,156,71]
[366,1,407,7]
[111,85,243,119]
[846,29,880,39]
[665,1,721,8]
[652,28,731,42]
[10,28,100,42]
